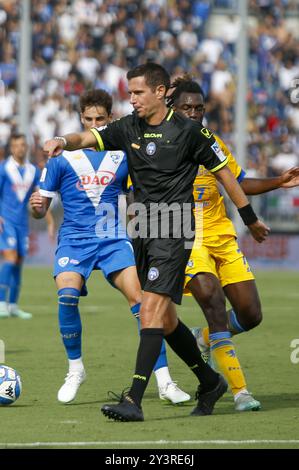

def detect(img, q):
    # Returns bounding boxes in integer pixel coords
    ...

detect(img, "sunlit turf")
[1,268,298,449]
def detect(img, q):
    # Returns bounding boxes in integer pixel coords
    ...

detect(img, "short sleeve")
[33,166,41,188]
[215,135,246,181]
[39,158,61,198]
[191,125,228,172]
[90,118,127,152]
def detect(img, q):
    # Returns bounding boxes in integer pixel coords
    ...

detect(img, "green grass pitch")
[1,268,299,449]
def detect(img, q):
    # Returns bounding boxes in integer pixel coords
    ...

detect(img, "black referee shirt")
[90,108,228,208]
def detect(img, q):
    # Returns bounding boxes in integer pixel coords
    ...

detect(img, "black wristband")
[238,204,258,226]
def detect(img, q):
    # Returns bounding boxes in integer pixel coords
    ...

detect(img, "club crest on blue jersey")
[110,154,122,164]
[58,257,69,267]
[76,171,116,190]
[7,237,17,247]
[146,142,156,156]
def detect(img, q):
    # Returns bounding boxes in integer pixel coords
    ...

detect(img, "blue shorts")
[54,237,136,296]
[0,220,29,257]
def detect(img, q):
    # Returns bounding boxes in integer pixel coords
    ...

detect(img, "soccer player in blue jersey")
[0,134,41,319]
[30,89,190,404]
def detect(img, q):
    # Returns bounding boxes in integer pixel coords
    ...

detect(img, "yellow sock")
[209,332,246,395]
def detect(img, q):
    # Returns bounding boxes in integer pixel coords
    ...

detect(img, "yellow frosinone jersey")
[193,135,245,240]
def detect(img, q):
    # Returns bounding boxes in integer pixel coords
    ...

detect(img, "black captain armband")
[238,204,258,226]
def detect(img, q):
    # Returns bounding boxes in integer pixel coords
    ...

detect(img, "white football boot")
[10,308,32,320]
[57,369,86,403]
[159,382,191,404]
[234,390,261,412]
[0,308,9,318]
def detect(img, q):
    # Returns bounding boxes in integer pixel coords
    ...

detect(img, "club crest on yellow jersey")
[200,128,213,139]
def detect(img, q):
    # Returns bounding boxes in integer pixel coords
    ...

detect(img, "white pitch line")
[1,440,299,447]
[59,421,79,424]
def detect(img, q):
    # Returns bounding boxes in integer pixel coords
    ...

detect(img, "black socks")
[165,320,219,391]
[129,328,164,407]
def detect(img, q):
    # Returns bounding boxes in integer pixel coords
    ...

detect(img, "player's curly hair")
[166,74,205,108]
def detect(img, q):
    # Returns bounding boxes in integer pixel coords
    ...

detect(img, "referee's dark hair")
[127,63,170,94]
[167,74,205,108]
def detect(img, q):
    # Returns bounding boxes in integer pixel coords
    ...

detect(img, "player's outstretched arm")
[241,167,299,194]
[214,166,270,243]
[30,191,51,219]
[215,165,251,208]
[43,131,97,158]
[275,167,299,189]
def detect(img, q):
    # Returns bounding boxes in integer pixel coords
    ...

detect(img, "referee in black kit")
[44,63,269,422]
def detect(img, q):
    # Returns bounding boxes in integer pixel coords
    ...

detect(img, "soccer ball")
[0,365,22,405]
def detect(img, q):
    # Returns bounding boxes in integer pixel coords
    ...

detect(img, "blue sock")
[58,288,82,360]
[227,308,246,335]
[130,303,168,372]
[153,337,168,372]
[209,331,233,350]
[9,264,22,304]
[0,262,15,302]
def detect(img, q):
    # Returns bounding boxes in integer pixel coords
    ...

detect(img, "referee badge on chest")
[146,142,156,156]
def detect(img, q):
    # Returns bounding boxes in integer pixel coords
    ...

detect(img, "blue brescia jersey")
[39,149,129,240]
[0,156,40,229]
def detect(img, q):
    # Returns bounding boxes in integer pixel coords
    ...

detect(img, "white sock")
[8,303,17,313]
[234,389,249,401]
[0,301,8,311]
[154,366,173,388]
[68,357,84,373]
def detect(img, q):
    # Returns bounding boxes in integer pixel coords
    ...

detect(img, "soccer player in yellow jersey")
[168,75,299,412]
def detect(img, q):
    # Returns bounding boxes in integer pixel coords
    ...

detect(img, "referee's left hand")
[43,139,64,158]
[248,220,270,243]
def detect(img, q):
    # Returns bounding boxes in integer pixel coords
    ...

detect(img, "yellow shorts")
[184,235,254,295]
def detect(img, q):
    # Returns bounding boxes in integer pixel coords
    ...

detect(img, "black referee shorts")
[132,236,194,305]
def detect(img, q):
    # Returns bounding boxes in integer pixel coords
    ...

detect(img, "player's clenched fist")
[29,191,45,218]
[29,191,42,208]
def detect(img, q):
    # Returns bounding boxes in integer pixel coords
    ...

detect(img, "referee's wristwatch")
[54,136,67,148]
